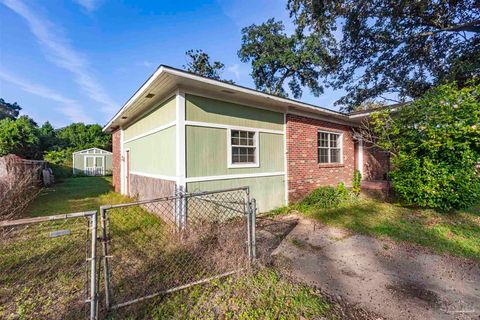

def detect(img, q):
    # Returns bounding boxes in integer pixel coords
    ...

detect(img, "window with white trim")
[318,131,342,164]
[229,129,258,166]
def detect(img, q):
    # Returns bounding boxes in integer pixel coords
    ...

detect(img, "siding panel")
[124,126,176,176]
[124,96,176,141]
[186,126,284,177]
[187,175,285,212]
[186,94,283,131]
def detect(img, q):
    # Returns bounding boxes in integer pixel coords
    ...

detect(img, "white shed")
[72,148,113,176]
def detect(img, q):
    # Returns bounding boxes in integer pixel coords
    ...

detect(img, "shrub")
[391,152,480,211]
[352,170,362,196]
[336,182,350,202]
[301,183,354,209]
[365,82,480,210]
[44,149,73,179]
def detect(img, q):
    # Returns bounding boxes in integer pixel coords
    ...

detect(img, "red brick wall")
[286,114,356,203]
[363,145,390,181]
[111,130,121,192]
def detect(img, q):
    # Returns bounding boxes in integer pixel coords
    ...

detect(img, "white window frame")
[317,130,343,164]
[227,128,260,168]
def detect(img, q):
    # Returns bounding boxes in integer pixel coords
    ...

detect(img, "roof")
[73,147,112,155]
[103,65,383,132]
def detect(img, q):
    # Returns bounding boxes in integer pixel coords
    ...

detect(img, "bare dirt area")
[264,214,480,320]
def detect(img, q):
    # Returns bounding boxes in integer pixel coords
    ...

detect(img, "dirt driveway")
[262,214,480,320]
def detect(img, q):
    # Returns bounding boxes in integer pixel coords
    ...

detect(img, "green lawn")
[24,176,127,217]
[276,197,480,262]
[9,177,339,319]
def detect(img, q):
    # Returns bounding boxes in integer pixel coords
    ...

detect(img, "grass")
[5,177,340,319]
[278,196,480,262]
[24,176,128,217]
[110,269,335,320]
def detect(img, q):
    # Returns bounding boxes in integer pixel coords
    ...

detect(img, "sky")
[0,0,345,128]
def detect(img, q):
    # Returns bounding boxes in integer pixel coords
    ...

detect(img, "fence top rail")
[100,186,250,210]
[0,210,97,227]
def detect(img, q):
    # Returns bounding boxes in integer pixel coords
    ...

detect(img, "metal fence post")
[246,200,252,262]
[89,212,98,320]
[100,206,112,311]
[251,198,257,260]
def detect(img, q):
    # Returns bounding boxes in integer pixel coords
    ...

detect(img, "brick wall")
[286,114,356,203]
[363,145,390,181]
[112,129,121,192]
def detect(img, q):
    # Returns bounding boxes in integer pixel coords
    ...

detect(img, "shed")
[72,148,112,176]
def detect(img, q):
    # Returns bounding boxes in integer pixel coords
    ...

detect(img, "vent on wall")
[145,93,155,98]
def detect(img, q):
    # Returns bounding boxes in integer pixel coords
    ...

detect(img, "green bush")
[391,152,480,211]
[368,82,480,211]
[44,149,73,179]
[301,183,353,209]
[352,170,362,196]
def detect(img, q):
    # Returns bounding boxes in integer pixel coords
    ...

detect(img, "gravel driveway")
[266,214,480,320]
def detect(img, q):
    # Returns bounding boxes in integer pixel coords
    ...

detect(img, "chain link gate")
[99,187,256,312]
[0,211,98,320]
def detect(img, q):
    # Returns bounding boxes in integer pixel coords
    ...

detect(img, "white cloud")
[0,69,94,123]
[1,0,116,114]
[226,64,241,80]
[73,0,100,12]
[141,60,154,68]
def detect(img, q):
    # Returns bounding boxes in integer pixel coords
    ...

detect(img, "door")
[85,156,104,176]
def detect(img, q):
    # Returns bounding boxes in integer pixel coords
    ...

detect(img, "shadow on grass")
[301,199,480,262]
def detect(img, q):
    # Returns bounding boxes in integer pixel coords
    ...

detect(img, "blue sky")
[0,0,345,127]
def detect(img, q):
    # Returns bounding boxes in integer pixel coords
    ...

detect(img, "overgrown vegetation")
[118,269,334,320]
[12,177,339,319]
[362,83,480,211]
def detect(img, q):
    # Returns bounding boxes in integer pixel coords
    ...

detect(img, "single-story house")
[72,147,113,176]
[103,65,389,212]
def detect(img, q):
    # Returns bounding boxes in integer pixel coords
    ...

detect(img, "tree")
[0,98,22,120]
[183,49,234,83]
[0,116,40,159]
[38,121,58,151]
[238,18,334,99]
[56,123,111,151]
[360,82,480,211]
[288,0,480,110]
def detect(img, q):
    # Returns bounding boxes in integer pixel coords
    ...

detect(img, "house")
[72,147,113,176]
[103,66,389,212]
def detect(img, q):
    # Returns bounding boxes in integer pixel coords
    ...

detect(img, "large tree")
[0,98,22,120]
[288,0,480,110]
[183,49,234,83]
[0,116,40,159]
[238,18,335,99]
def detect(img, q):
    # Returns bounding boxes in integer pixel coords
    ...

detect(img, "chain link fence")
[1,187,256,319]
[99,187,256,311]
[0,211,97,320]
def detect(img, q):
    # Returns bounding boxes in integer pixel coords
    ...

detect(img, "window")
[318,131,342,164]
[228,129,259,167]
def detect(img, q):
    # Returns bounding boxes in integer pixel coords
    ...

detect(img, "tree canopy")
[0,98,22,120]
[238,18,335,99]
[0,116,40,159]
[288,0,480,110]
[183,49,234,83]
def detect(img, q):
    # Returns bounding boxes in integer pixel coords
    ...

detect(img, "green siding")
[124,126,176,176]
[124,96,176,141]
[186,126,284,178]
[73,154,84,172]
[186,94,284,131]
[187,175,285,212]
